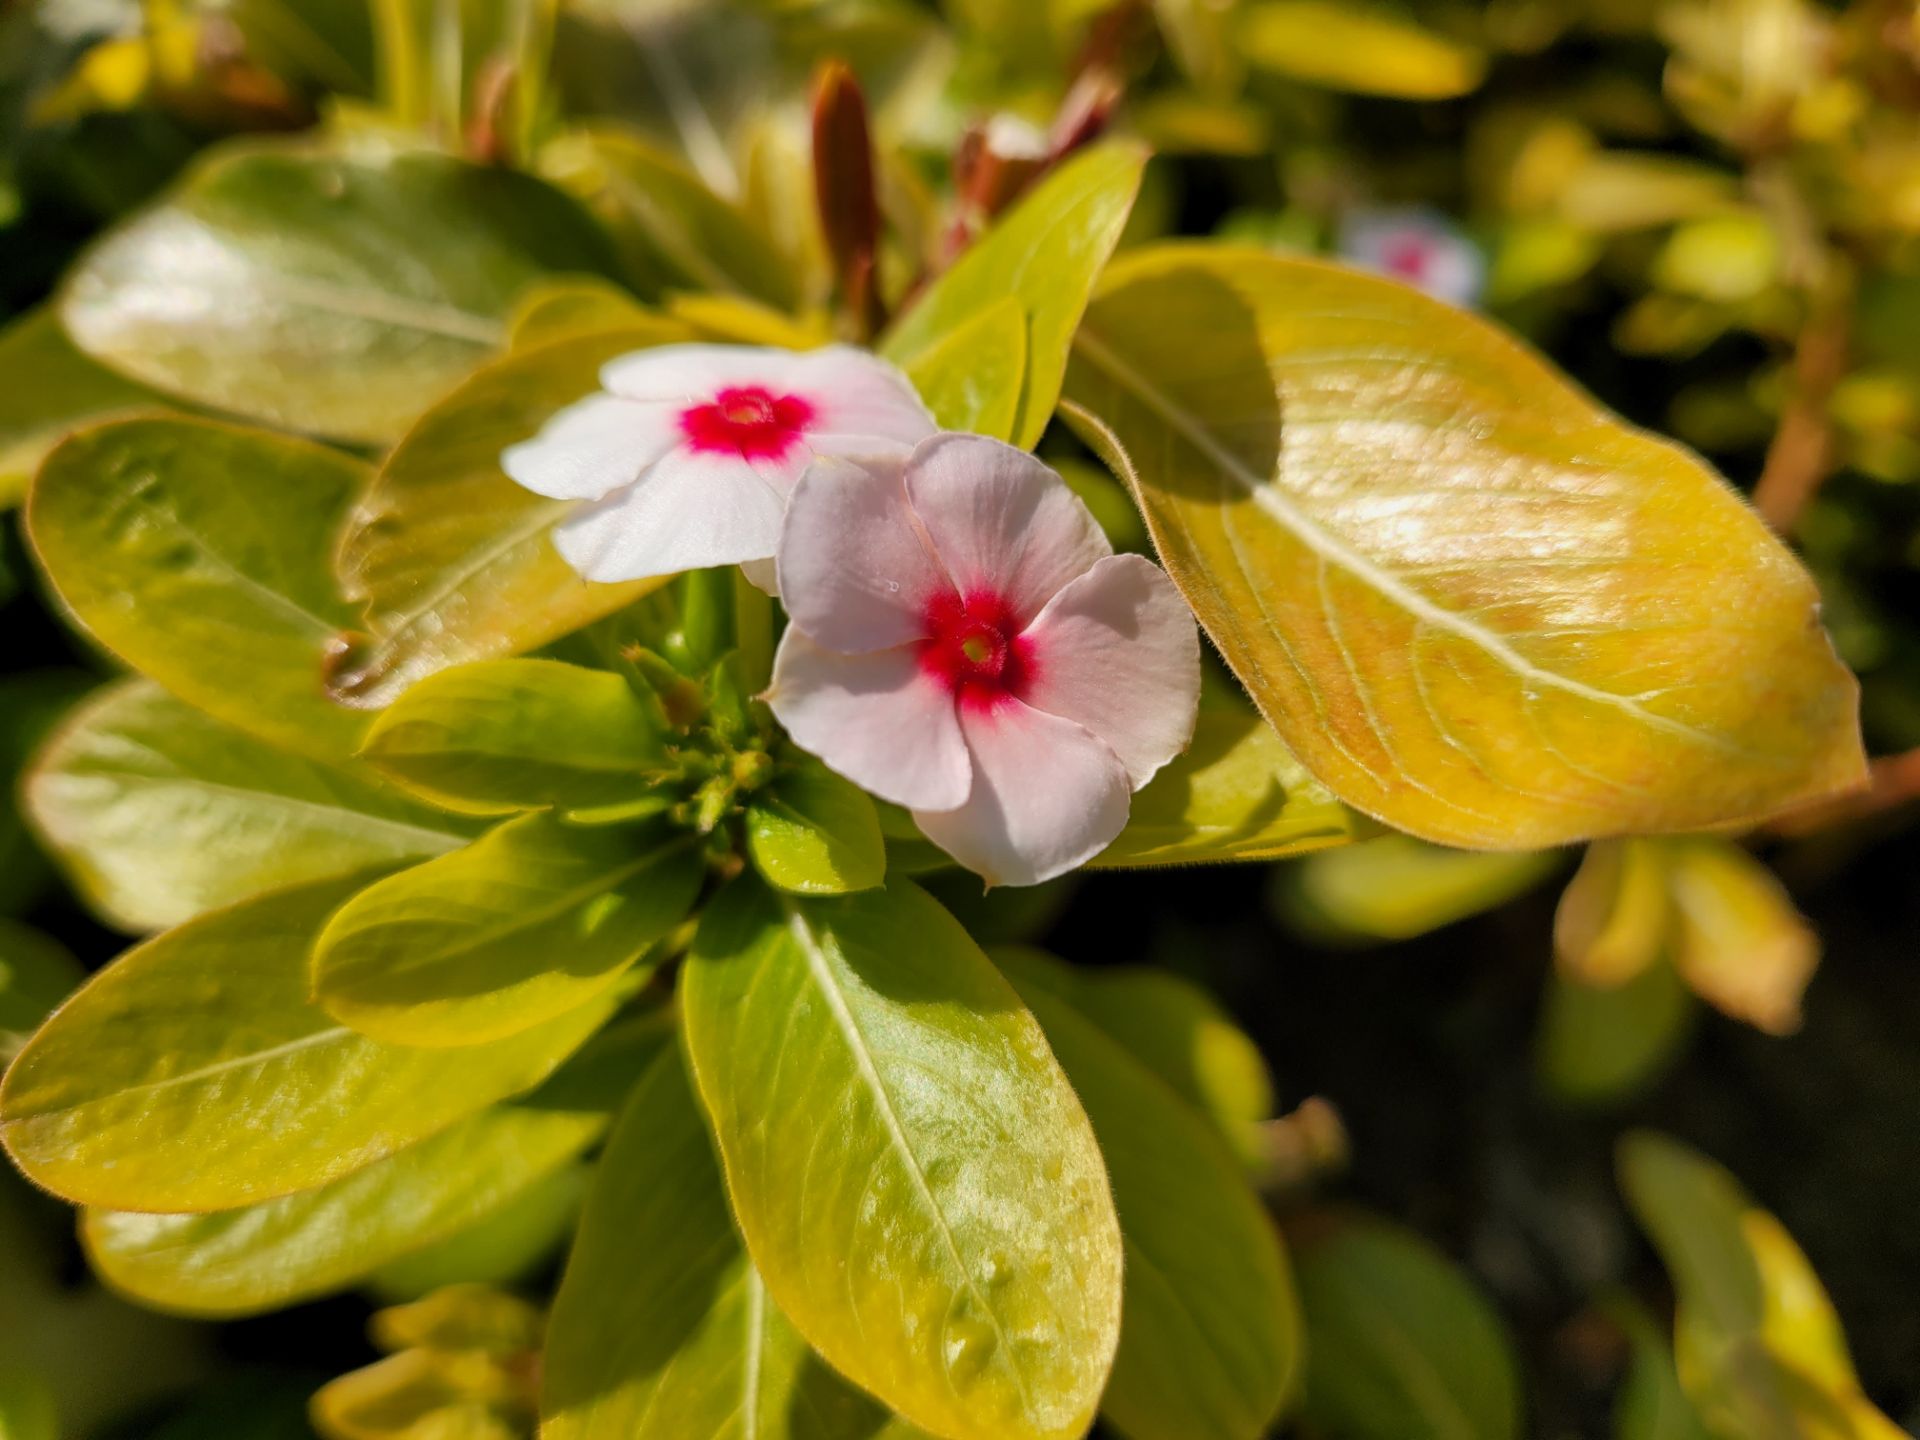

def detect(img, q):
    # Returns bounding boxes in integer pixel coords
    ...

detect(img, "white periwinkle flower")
[767,434,1202,887]
[502,344,936,583]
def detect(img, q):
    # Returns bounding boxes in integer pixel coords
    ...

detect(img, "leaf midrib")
[1067,326,1761,763]
[780,898,1040,1431]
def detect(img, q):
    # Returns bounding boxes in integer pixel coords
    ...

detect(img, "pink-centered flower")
[768,434,1201,887]
[502,344,936,583]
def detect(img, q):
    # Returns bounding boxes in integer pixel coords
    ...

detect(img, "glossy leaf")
[745,755,887,895]
[993,951,1276,1150]
[682,879,1123,1440]
[367,1163,588,1302]
[0,876,621,1211]
[543,1044,894,1439]
[0,307,165,508]
[901,295,1027,441]
[1291,1212,1522,1440]
[1281,836,1561,943]
[540,130,797,308]
[1239,1,1486,99]
[26,680,476,932]
[1063,246,1865,848]
[997,950,1301,1440]
[29,416,371,761]
[59,140,614,443]
[357,659,669,819]
[312,814,701,1047]
[0,921,83,1066]
[330,325,687,709]
[884,142,1145,450]
[1091,705,1369,867]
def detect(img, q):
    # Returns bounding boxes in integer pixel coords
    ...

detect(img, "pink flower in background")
[768,434,1201,887]
[1340,206,1485,308]
[503,344,935,583]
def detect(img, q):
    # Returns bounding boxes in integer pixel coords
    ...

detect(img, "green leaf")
[1617,1132,1767,1339]
[28,415,372,761]
[996,950,1301,1440]
[1091,705,1370,867]
[329,325,688,709]
[0,307,166,508]
[312,813,701,1047]
[884,142,1146,449]
[1612,1299,1714,1440]
[26,679,477,932]
[1291,1213,1522,1440]
[993,951,1275,1152]
[745,755,887,895]
[540,130,798,309]
[901,295,1028,441]
[59,139,615,444]
[682,879,1123,1440]
[543,1044,894,1439]
[1062,246,1866,848]
[1239,1,1486,98]
[82,1100,606,1317]
[367,1163,588,1301]
[1536,959,1693,1106]
[358,659,670,819]
[0,1370,57,1440]
[1280,837,1562,943]
[0,875,622,1211]
[0,921,83,1066]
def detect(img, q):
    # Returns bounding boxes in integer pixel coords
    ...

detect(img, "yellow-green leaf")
[0,921,83,1066]
[357,659,670,819]
[508,278,653,348]
[1092,704,1369,867]
[0,307,166,508]
[543,1044,892,1438]
[745,755,886,896]
[1281,836,1561,942]
[26,679,477,932]
[997,949,1301,1440]
[312,814,701,1047]
[902,295,1028,441]
[1663,840,1817,1036]
[29,415,372,761]
[682,879,1123,1440]
[884,142,1145,449]
[1291,1212,1522,1440]
[1536,958,1693,1105]
[330,326,687,709]
[1063,246,1866,849]
[0,876,621,1211]
[60,140,614,444]
[1239,1,1486,99]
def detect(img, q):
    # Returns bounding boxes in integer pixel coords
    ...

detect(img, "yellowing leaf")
[1555,839,1672,988]
[1664,840,1817,1036]
[60,141,615,444]
[1093,705,1368,866]
[1062,247,1865,849]
[311,814,700,1047]
[997,950,1302,1440]
[25,680,477,933]
[0,876,621,1211]
[542,1045,892,1438]
[1283,836,1560,942]
[330,326,687,709]
[29,416,372,762]
[902,295,1028,441]
[682,879,1122,1440]
[1240,2,1486,99]
[884,142,1146,449]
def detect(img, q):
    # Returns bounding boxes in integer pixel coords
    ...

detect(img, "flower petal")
[767,629,971,811]
[599,343,809,403]
[913,702,1131,887]
[777,455,950,654]
[1021,553,1201,789]
[905,434,1112,625]
[501,394,681,501]
[553,448,787,582]
[800,346,938,454]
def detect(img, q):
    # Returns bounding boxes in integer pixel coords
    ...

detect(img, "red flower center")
[679,385,816,459]
[1381,233,1435,283]
[919,590,1036,713]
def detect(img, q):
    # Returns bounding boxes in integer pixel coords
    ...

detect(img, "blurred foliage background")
[3,0,1919,1435]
